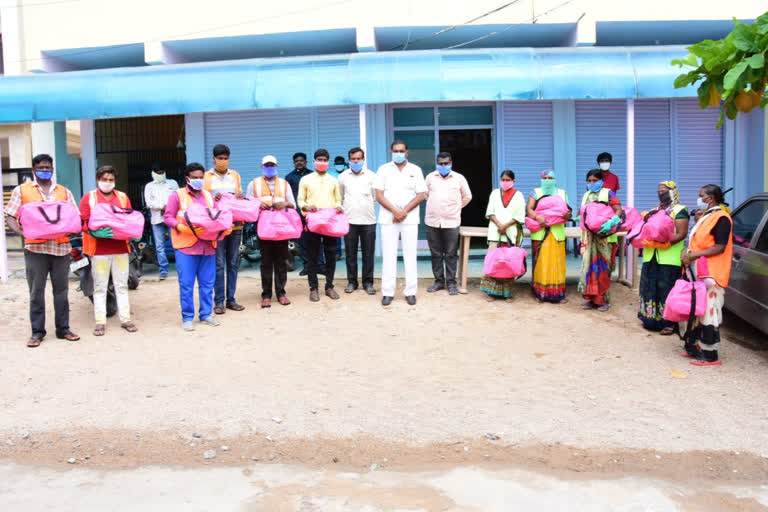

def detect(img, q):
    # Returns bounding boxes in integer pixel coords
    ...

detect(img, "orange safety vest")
[203,169,241,195]
[82,189,131,256]
[689,208,733,288]
[19,181,71,245]
[170,188,217,250]
[249,176,287,207]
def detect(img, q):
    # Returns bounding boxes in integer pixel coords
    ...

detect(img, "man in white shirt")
[338,146,377,295]
[374,140,427,306]
[143,163,179,279]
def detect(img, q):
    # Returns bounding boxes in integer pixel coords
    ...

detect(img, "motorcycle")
[238,221,300,270]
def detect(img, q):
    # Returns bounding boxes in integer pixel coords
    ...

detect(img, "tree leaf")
[756,12,768,34]
[745,52,765,69]
[682,53,699,67]
[723,61,748,90]
[733,23,758,52]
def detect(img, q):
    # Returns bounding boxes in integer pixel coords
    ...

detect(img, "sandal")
[226,302,245,311]
[56,330,80,341]
[581,301,595,310]
[597,304,611,312]
[261,298,272,308]
[660,327,675,336]
[278,296,291,306]
[121,322,138,333]
[93,325,105,336]
[27,337,43,348]
[213,305,226,315]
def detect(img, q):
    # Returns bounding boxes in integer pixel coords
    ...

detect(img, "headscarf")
[658,180,680,210]
[540,169,556,179]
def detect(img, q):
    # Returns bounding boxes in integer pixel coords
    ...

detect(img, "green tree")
[673,12,768,128]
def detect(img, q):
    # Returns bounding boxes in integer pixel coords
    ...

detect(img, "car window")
[755,220,768,254]
[731,199,768,248]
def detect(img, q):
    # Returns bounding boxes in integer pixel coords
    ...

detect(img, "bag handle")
[109,204,135,215]
[37,204,62,225]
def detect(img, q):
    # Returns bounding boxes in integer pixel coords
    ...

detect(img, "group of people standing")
[6,148,734,366]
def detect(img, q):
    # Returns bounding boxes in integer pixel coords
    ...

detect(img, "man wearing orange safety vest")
[79,165,138,337]
[204,144,246,315]
[164,163,222,331]
[5,154,81,347]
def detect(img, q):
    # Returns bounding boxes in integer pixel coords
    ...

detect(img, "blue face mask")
[392,152,406,164]
[35,170,53,180]
[263,166,277,178]
[188,178,204,191]
[587,180,603,193]
[334,164,346,172]
[437,164,452,176]
[349,161,364,173]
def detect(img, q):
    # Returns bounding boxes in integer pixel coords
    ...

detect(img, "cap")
[262,155,277,165]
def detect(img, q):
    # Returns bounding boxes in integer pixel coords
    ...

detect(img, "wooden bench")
[456,226,638,294]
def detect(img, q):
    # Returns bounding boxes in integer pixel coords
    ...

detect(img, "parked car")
[724,193,768,335]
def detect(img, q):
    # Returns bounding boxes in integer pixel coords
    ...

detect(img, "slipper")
[690,359,722,366]
[278,296,291,306]
[121,322,138,333]
[597,304,611,312]
[27,337,42,348]
[56,330,80,341]
[213,305,226,315]
[581,301,594,310]
[93,325,105,336]
[659,327,675,336]
[681,352,692,358]
[226,302,245,311]
[261,298,272,308]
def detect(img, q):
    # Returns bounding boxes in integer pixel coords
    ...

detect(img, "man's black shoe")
[381,296,393,306]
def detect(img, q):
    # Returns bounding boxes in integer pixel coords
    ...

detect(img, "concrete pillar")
[552,100,577,206]
[80,120,97,195]
[184,113,205,166]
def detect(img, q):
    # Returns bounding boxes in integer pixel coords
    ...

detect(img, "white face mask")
[599,162,611,171]
[152,171,166,183]
[98,181,115,193]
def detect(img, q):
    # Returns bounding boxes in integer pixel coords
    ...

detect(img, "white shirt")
[144,179,179,224]
[338,168,377,225]
[374,161,427,225]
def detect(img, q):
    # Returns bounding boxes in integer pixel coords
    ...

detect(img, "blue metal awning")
[0,46,694,124]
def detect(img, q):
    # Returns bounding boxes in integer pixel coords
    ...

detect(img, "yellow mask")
[214,159,229,172]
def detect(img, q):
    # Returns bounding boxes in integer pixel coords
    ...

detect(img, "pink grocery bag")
[305,208,350,237]
[183,203,233,241]
[483,246,527,279]
[526,195,570,232]
[257,208,303,241]
[525,216,544,233]
[19,200,81,240]
[88,203,145,240]
[627,209,676,248]
[580,202,618,236]
[218,194,261,223]
[663,277,707,322]
[620,206,642,232]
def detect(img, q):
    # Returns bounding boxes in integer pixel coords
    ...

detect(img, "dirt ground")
[1,275,768,509]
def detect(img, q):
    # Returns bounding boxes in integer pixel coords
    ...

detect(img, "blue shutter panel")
[316,106,360,164]
[575,100,627,203]
[501,101,554,199]
[634,99,672,212]
[674,99,723,209]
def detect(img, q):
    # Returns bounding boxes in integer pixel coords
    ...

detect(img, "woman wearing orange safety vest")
[164,163,223,331]
[79,166,138,336]
[680,184,733,366]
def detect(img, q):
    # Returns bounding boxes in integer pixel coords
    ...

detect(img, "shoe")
[345,283,357,293]
[299,269,308,277]
[406,295,417,306]
[364,285,376,295]
[159,272,168,280]
[325,288,340,300]
[427,284,445,293]
[182,321,195,331]
[382,296,393,306]
[214,305,226,315]
[309,289,320,302]
[261,298,272,308]
[278,296,291,306]
[200,316,220,326]
[448,287,459,296]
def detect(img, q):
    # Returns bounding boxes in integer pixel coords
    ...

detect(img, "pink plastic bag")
[620,206,642,232]
[19,200,82,240]
[526,195,570,233]
[218,194,261,223]
[483,246,527,279]
[88,203,145,240]
[525,217,544,233]
[580,202,618,236]
[257,208,303,241]
[305,208,350,237]
[183,203,233,241]
[628,209,676,248]
[663,278,707,322]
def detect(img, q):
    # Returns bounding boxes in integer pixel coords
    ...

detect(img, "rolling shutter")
[501,101,554,199]
[674,99,723,209]
[317,106,361,164]
[575,100,627,203]
[634,99,672,212]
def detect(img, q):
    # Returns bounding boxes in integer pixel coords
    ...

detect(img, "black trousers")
[306,232,337,290]
[25,250,71,338]
[344,224,376,288]
[259,240,288,299]
[426,226,460,288]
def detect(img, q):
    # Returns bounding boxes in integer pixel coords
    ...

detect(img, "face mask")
[34,170,53,180]
[541,179,557,195]
[587,180,603,193]
[392,152,406,164]
[315,161,329,172]
[98,181,115,193]
[349,161,364,173]
[501,181,515,191]
[188,178,204,191]
[334,164,346,172]
[599,162,611,171]
[214,159,229,172]
[437,164,452,177]
[263,166,277,179]
[152,172,166,183]
[697,197,709,210]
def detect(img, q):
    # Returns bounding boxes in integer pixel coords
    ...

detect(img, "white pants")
[380,223,418,297]
[92,253,131,324]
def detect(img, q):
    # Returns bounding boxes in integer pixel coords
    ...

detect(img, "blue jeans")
[151,223,171,273]
[214,229,242,306]
[175,250,216,322]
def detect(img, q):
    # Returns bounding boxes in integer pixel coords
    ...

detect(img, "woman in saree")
[527,169,572,303]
